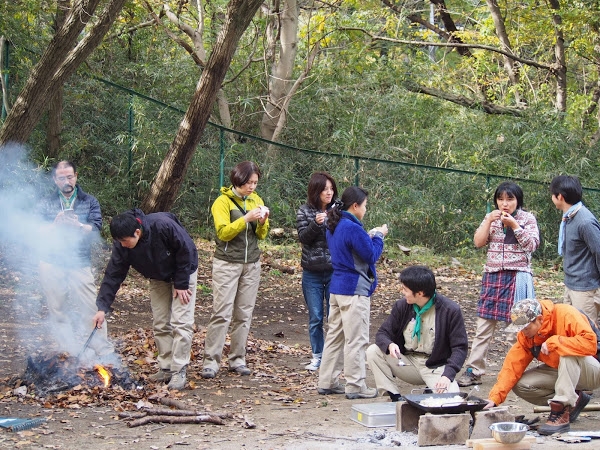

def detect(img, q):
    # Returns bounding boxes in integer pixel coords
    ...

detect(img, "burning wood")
[21,352,139,395]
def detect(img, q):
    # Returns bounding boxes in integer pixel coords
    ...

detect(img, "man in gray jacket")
[551,175,600,325]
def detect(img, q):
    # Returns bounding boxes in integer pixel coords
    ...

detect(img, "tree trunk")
[548,0,567,112]
[260,0,299,141]
[140,0,264,213]
[485,0,522,105]
[0,0,126,146]
[46,0,71,158]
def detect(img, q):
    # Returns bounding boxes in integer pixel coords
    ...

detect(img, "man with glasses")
[485,298,600,435]
[39,160,117,365]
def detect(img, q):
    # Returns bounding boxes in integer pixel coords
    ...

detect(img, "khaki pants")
[512,356,600,406]
[203,259,260,371]
[564,287,600,326]
[149,270,197,372]
[464,317,516,376]
[318,294,370,394]
[366,344,460,395]
[39,261,113,357]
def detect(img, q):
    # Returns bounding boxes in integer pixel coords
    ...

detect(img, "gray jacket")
[562,204,600,291]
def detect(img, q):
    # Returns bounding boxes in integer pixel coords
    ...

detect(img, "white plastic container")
[350,402,396,427]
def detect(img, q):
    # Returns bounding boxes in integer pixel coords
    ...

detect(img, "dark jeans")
[302,269,332,355]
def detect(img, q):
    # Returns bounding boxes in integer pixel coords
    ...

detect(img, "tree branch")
[339,27,554,72]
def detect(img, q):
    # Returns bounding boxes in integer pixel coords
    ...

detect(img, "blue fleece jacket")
[326,211,384,297]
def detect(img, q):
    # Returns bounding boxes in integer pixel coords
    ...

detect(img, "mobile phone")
[64,209,75,217]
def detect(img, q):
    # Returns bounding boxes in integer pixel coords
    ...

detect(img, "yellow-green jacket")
[212,186,269,263]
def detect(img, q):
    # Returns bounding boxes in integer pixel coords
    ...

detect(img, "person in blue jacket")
[317,186,388,399]
[92,209,198,390]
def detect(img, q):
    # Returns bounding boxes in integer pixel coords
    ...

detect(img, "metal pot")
[489,422,529,444]
[403,392,488,414]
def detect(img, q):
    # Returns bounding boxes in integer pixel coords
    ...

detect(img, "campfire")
[21,352,139,395]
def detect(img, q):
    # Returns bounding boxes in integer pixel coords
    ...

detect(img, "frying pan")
[403,392,488,414]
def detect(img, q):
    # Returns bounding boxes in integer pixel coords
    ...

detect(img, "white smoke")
[0,143,98,369]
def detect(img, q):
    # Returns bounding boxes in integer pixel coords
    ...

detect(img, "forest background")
[2,0,600,261]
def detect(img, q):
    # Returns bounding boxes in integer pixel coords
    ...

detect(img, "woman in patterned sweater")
[457,181,540,387]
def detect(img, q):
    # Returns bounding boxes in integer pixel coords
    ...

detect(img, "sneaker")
[167,367,187,390]
[570,391,592,422]
[317,385,345,395]
[229,365,251,376]
[201,367,217,379]
[345,387,378,400]
[538,401,571,435]
[148,368,172,383]
[457,368,482,387]
[305,356,321,371]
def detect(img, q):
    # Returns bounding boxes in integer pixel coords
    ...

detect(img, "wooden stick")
[127,414,224,427]
[158,397,190,410]
[142,407,232,419]
[118,411,147,419]
[533,404,600,413]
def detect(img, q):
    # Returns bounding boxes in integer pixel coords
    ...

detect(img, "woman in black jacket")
[296,172,338,370]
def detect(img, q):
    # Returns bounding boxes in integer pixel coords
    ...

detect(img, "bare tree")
[0,0,127,146]
[140,0,264,213]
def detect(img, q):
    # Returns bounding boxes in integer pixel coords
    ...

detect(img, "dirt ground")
[1,239,600,449]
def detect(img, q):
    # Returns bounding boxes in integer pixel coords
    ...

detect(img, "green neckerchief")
[59,187,78,209]
[412,292,436,341]
[503,209,518,234]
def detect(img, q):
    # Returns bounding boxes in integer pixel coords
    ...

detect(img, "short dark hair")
[230,161,261,188]
[327,186,368,233]
[493,181,524,210]
[399,265,436,298]
[306,171,338,209]
[52,160,76,177]
[110,210,141,239]
[550,175,582,205]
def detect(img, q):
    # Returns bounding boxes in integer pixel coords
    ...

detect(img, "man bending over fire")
[92,208,198,390]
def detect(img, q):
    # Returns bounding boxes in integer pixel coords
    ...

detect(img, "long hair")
[327,186,368,233]
[306,171,338,209]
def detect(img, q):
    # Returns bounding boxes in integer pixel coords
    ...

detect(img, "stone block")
[470,407,515,440]
[417,412,471,446]
[396,401,424,432]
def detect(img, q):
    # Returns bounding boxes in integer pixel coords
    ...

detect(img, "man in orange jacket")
[485,298,600,435]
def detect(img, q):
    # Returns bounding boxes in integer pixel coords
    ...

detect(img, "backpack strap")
[230,197,256,233]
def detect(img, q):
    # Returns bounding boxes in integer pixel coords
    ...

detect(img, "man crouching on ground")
[485,298,600,435]
[366,265,468,401]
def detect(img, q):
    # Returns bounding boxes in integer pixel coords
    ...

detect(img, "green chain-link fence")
[3,54,600,260]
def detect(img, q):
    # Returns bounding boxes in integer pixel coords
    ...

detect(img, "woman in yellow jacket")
[202,161,269,379]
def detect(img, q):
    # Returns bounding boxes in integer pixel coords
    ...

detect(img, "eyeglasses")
[56,175,75,182]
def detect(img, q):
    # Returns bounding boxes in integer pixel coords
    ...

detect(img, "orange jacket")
[488,300,597,406]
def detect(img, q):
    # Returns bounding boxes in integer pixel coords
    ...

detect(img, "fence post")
[486,175,492,214]
[219,128,225,187]
[354,157,360,186]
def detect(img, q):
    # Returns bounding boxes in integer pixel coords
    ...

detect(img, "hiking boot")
[148,368,172,383]
[457,368,482,387]
[167,367,187,390]
[345,387,378,400]
[229,365,252,376]
[317,384,345,395]
[570,391,592,422]
[538,401,571,435]
[305,355,322,371]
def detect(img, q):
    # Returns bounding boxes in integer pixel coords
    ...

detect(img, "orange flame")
[94,364,111,387]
